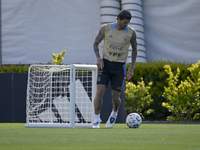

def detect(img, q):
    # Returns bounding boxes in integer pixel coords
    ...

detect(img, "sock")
[94,114,100,123]
[111,110,118,117]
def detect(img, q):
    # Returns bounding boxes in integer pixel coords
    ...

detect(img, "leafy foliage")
[0,64,29,73]
[126,61,192,120]
[162,61,200,123]
[125,78,154,119]
[52,50,66,65]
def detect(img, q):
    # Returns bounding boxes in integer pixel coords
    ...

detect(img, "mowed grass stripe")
[0,123,200,150]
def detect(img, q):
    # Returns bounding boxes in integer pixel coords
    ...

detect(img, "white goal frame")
[25,64,97,128]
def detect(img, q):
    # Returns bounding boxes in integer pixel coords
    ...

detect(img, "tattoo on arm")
[130,30,138,70]
[93,26,105,59]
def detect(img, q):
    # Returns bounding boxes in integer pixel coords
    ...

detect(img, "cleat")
[92,121,100,128]
[106,116,116,128]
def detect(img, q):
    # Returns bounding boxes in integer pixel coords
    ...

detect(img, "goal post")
[25,64,97,128]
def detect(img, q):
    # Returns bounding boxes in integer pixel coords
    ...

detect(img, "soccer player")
[92,9,138,128]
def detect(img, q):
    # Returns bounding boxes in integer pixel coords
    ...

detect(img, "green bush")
[162,61,200,123]
[126,61,192,120]
[52,50,66,65]
[125,78,154,119]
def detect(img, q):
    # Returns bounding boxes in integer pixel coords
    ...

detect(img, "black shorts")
[97,59,126,92]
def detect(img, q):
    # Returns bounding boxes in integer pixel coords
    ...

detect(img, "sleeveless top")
[103,23,134,63]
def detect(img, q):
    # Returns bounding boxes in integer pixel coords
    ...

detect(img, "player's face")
[119,19,130,30]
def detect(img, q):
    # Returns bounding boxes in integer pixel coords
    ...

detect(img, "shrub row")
[1,61,197,121]
[0,64,29,73]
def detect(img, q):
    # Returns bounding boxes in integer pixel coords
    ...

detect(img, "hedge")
[0,64,29,73]
[1,61,197,121]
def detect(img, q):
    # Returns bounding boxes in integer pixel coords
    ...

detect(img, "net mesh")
[27,65,93,124]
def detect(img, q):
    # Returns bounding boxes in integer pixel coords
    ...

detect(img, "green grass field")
[0,123,200,150]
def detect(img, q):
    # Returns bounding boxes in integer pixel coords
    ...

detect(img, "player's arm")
[93,25,105,69]
[126,30,138,81]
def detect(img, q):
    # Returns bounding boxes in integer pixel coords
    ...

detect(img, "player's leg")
[93,60,111,128]
[106,62,125,128]
[92,65,110,128]
[106,90,121,128]
[92,84,106,128]
[94,84,106,115]
[112,90,121,112]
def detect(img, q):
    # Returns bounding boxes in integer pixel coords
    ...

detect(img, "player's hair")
[117,9,132,20]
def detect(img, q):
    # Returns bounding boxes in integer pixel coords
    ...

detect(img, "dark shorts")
[97,59,126,92]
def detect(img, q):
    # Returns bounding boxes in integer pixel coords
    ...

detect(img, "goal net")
[25,64,97,128]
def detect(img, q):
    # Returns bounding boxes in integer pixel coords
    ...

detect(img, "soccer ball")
[126,113,142,128]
